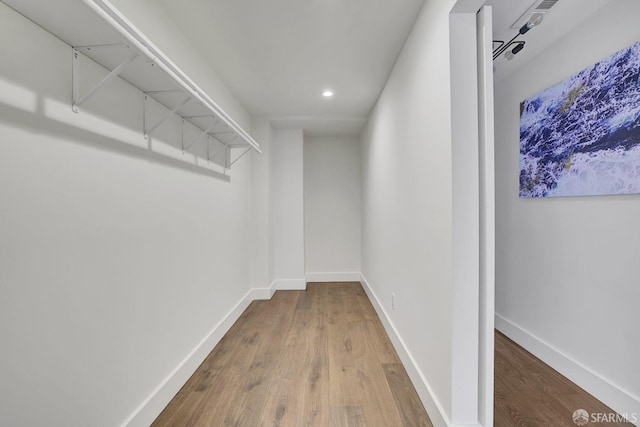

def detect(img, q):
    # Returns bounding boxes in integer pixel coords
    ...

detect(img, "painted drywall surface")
[0,4,253,426]
[495,0,640,416]
[449,11,481,425]
[250,117,272,290]
[270,129,305,285]
[108,0,251,131]
[361,0,459,421]
[304,136,361,277]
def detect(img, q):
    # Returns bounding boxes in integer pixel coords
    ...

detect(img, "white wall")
[270,129,306,289]
[361,0,484,425]
[304,136,361,282]
[250,118,273,292]
[495,0,640,419]
[0,4,255,426]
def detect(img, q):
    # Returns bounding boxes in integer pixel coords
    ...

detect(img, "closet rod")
[81,0,262,154]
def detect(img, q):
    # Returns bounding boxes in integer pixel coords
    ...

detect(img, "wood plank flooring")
[494,331,634,427]
[153,283,631,427]
[152,282,432,427]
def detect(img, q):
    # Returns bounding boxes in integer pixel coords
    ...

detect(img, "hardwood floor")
[153,283,630,427]
[152,282,432,427]
[495,331,634,427]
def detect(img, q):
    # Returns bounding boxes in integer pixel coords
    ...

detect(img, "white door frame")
[449,2,495,426]
[477,5,496,427]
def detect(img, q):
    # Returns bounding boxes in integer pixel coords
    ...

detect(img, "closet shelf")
[5,0,260,174]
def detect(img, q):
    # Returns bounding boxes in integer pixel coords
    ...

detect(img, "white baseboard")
[123,288,256,427]
[125,275,492,427]
[251,281,277,300]
[496,313,640,425]
[306,272,361,282]
[359,274,453,427]
[123,278,307,425]
[251,278,307,297]
[273,278,307,290]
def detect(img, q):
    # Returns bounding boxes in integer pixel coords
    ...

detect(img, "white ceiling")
[158,0,611,134]
[3,0,612,136]
[158,0,425,135]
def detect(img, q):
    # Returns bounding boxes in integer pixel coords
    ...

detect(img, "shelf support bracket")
[183,121,219,153]
[229,147,252,167]
[180,119,184,152]
[72,48,139,113]
[208,144,225,163]
[224,145,231,172]
[144,95,191,139]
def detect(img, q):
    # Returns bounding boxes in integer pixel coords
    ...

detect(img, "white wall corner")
[450,0,485,14]
[495,313,640,422]
[305,272,361,283]
[122,289,256,427]
[359,274,453,427]
[270,129,305,285]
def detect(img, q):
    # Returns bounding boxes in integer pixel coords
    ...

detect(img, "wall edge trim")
[495,313,640,421]
[123,275,494,427]
[305,272,361,282]
[360,273,453,427]
[273,278,307,290]
[251,281,277,300]
[123,287,260,427]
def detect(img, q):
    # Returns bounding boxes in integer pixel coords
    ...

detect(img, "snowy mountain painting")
[519,41,640,198]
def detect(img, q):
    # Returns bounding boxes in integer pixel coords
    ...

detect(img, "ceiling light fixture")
[519,13,544,34]
[504,42,525,60]
[322,90,334,98]
[493,12,544,62]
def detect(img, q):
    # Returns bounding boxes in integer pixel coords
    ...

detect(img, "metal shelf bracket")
[182,121,219,153]
[207,143,225,164]
[229,147,252,167]
[72,47,138,113]
[143,94,191,139]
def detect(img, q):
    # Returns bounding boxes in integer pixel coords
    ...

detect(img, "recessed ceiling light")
[322,90,334,98]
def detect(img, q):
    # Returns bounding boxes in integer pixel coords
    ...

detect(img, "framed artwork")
[519,41,640,198]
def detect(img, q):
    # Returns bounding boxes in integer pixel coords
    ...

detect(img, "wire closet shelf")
[69,0,261,176]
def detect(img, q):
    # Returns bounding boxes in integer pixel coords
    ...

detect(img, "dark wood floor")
[152,282,431,427]
[495,331,633,427]
[153,282,632,427]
